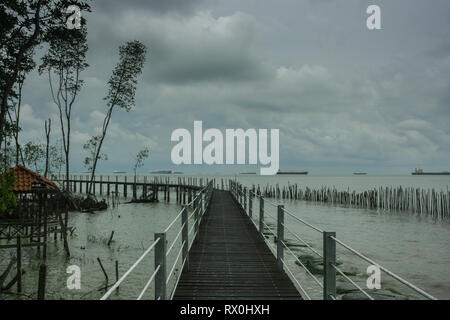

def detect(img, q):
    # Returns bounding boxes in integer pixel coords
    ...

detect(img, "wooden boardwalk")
[173,190,301,300]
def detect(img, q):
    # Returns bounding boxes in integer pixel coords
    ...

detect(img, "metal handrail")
[281,239,323,289]
[137,265,160,300]
[101,180,214,300]
[250,190,279,208]
[164,181,212,296]
[332,263,374,300]
[330,235,438,300]
[163,209,185,234]
[100,237,161,300]
[163,185,208,233]
[282,222,323,258]
[166,221,186,257]
[280,255,312,300]
[249,189,324,233]
[166,240,186,285]
[261,220,277,238]
[230,180,439,301]
[283,208,324,233]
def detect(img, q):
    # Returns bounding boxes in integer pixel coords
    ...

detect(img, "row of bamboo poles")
[249,183,450,219]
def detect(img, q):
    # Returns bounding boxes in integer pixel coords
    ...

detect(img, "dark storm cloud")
[17,0,450,173]
[92,0,214,16]
[85,9,270,84]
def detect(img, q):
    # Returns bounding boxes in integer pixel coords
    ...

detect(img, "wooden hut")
[0,165,70,257]
[8,165,59,194]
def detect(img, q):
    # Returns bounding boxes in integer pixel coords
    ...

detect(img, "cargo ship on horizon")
[412,168,450,175]
[151,170,172,174]
[277,171,308,175]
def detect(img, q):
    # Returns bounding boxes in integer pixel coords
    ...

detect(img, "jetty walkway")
[55,176,436,301]
[172,190,300,299]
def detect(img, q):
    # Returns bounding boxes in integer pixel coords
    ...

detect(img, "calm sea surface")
[0,174,449,300]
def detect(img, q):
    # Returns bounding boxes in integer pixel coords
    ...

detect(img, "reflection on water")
[249,198,450,299]
[0,195,184,300]
[1,174,449,300]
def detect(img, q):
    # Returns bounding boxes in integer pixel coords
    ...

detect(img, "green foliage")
[86,40,147,194]
[23,141,45,173]
[83,135,107,172]
[104,40,147,112]
[39,23,89,104]
[134,147,150,175]
[0,0,92,146]
[39,16,89,186]
[50,140,65,174]
[21,140,64,174]
[0,139,14,171]
[0,170,17,215]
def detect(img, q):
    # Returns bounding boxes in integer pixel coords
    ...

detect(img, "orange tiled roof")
[7,165,59,192]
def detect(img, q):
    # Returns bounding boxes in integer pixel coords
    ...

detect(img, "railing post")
[194,197,199,237]
[277,205,284,271]
[244,187,247,212]
[323,231,336,300]
[181,205,189,272]
[259,197,264,234]
[154,232,167,300]
[249,192,253,218]
[240,186,243,205]
[201,193,204,216]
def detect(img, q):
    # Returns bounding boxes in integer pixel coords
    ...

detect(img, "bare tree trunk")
[0,2,42,148]
[88,107,114,194]
[44,119,51,178]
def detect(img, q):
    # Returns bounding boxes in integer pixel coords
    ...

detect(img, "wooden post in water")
[43,193,48,261]
[133,176,137,199]
[16,235,22,293]
[107,176,110,196]
[37,264,47,300]
[100,176,103,195]
[124,176,127,198]
[57,201,70,257]
[37,194,42,256]
[97,257,109,283]
[115,260,119,292]
[143,176,147,199]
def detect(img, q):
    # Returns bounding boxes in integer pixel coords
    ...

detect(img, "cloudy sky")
[20,0,450,174]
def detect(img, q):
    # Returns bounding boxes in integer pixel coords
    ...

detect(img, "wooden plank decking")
[173,190,301,300]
